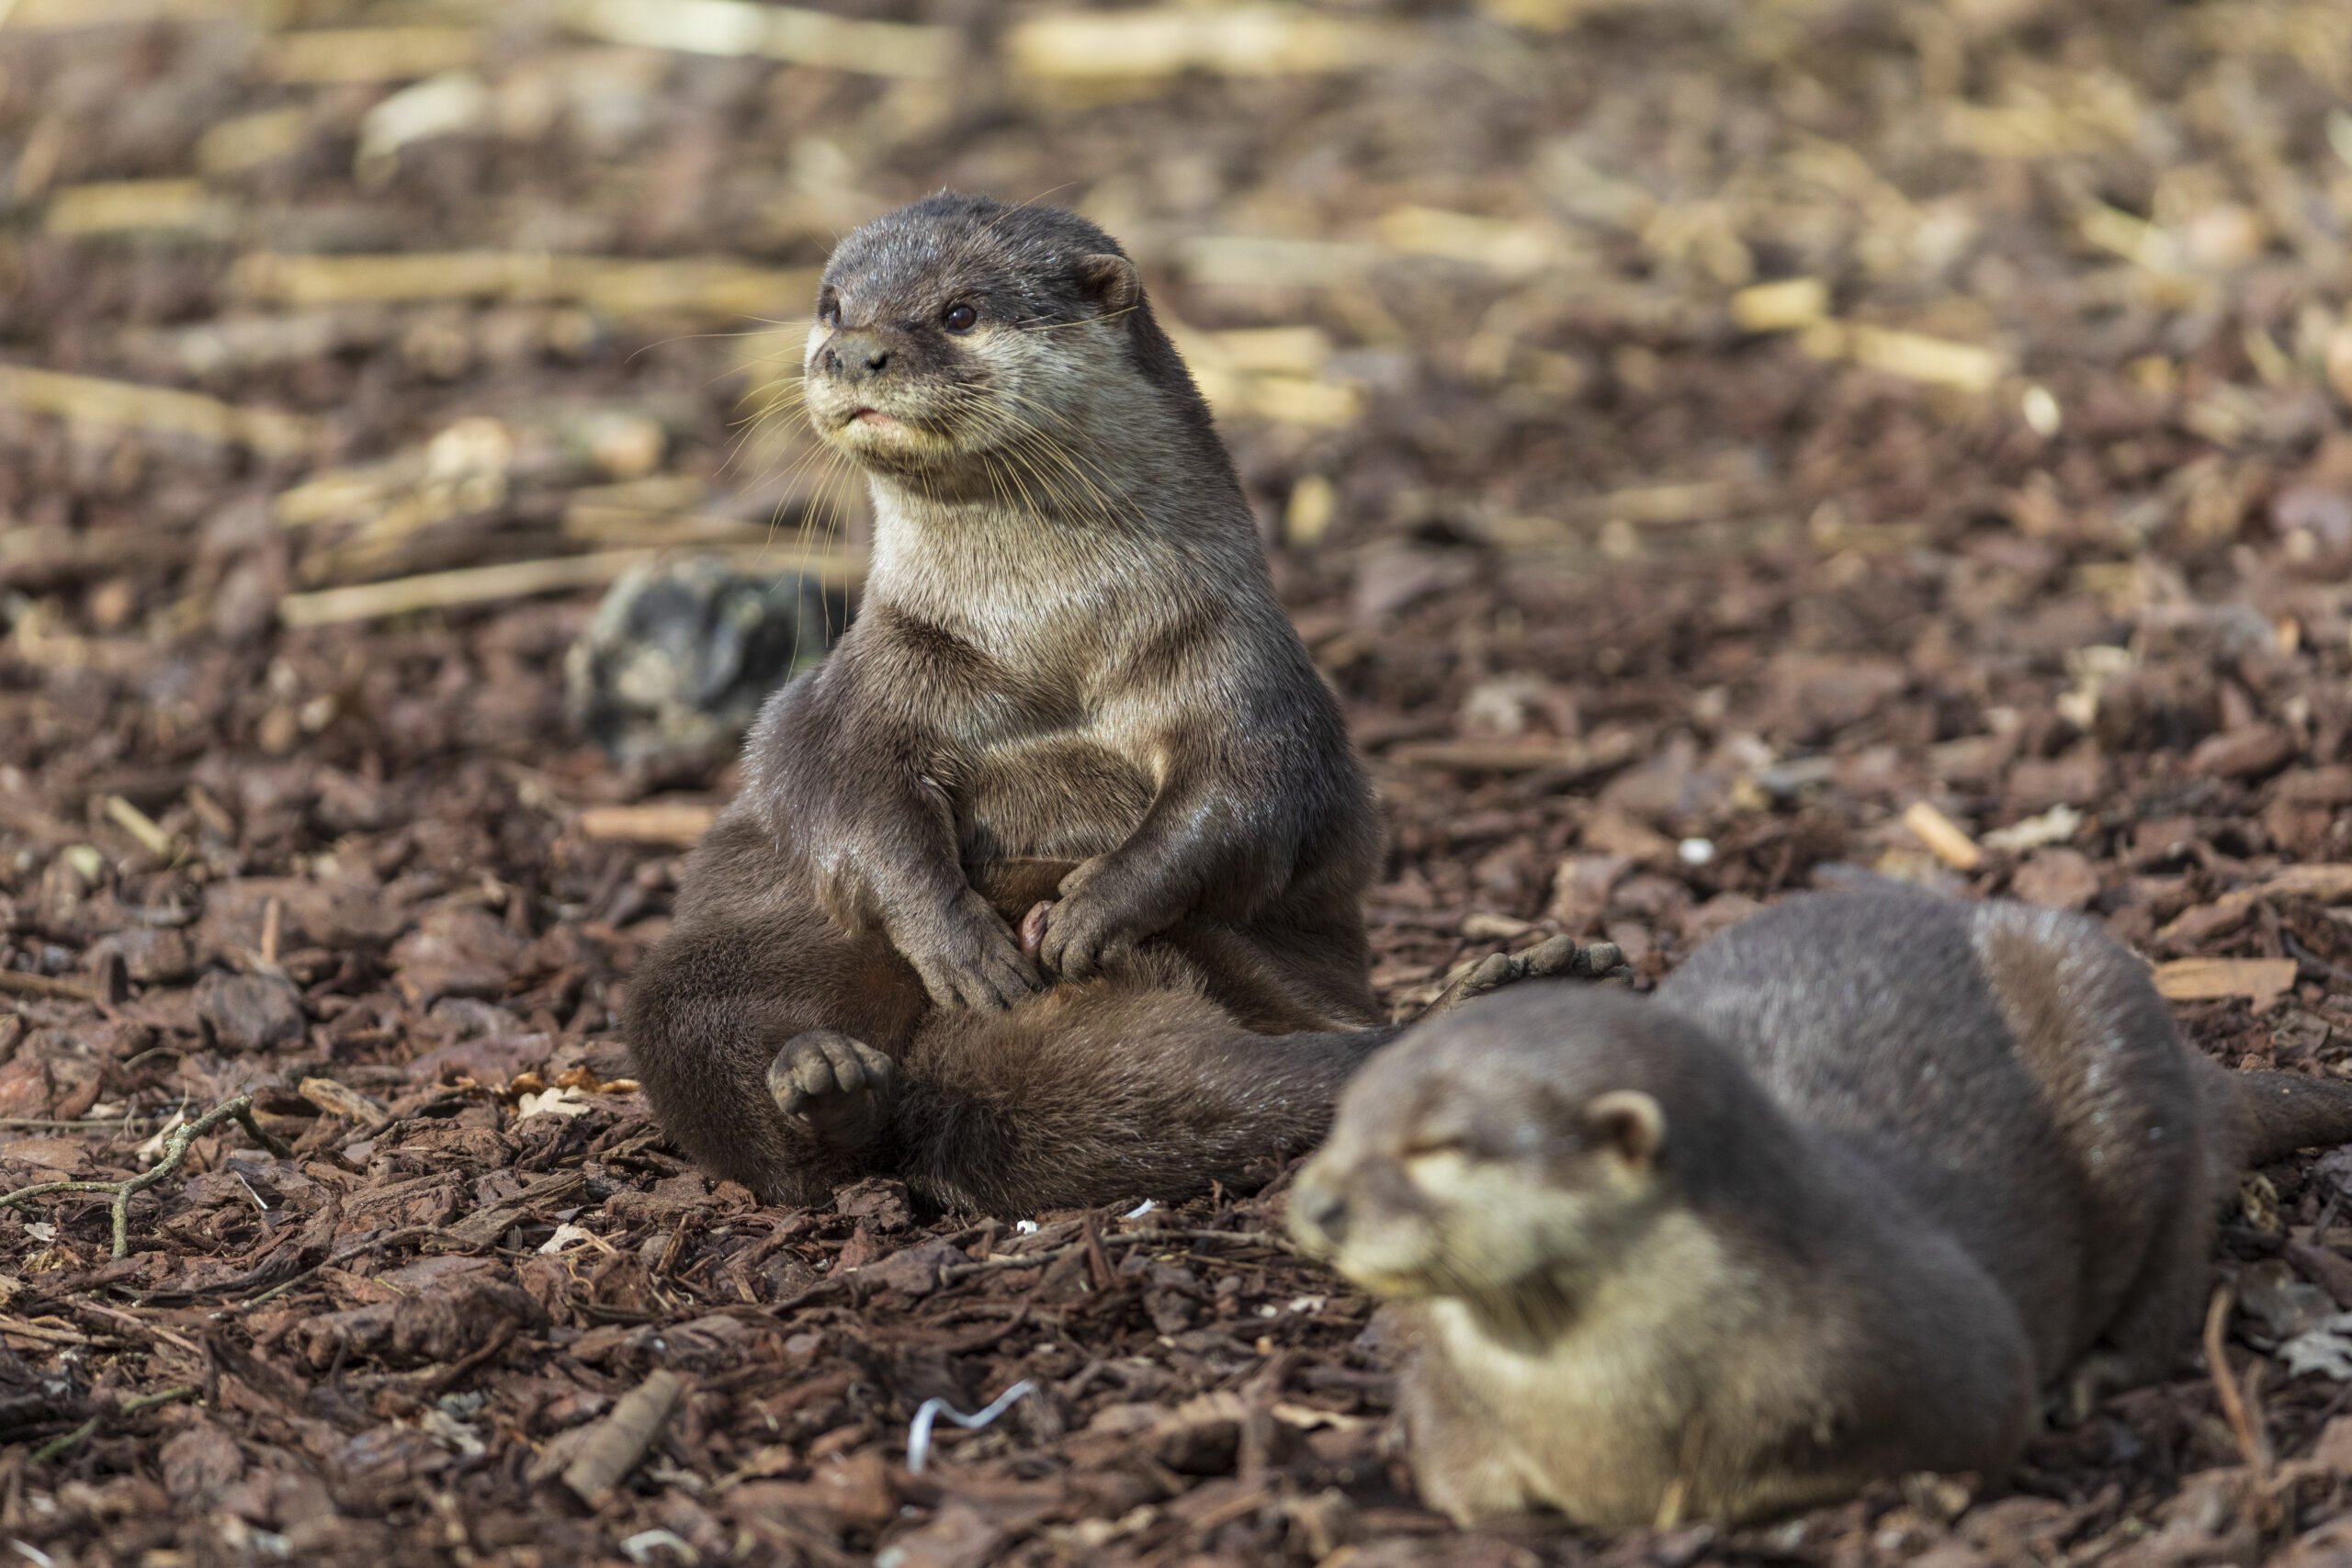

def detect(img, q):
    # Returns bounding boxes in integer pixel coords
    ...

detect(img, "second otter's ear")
[1584,1090,1666,1170]
[1074,253,1142,312]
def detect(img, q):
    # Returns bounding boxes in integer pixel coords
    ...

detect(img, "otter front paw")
[1424,935,1628,1018]
[903,891,1042,1011]
[1038,858,1171,979]
[769,1031,898,1151]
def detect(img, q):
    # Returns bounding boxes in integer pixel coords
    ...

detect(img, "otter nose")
[1295,1187,1351,1245]
[823,333,891,381]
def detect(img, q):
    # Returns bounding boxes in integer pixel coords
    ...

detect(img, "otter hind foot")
[769,1031,899,1151]
[1426,936,1630,1019]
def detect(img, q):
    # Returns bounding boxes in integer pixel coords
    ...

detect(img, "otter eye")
[942,301,978,333]
[818,291,841,327]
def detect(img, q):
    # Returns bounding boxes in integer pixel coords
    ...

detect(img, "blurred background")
[7,3,2352,1559]
[7,0,2352,980]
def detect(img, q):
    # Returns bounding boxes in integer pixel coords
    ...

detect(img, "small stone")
[194,971,307,1051]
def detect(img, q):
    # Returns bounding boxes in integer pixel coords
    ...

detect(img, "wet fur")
[1292,886,2352,1527]
[624,194,1391,1212]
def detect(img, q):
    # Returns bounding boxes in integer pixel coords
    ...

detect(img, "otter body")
[1291,886,2352,1528]
[624,194,1606,1213]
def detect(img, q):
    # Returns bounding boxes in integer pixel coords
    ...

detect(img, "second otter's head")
[1288,987,1715,1304]
[800,191,1198,482]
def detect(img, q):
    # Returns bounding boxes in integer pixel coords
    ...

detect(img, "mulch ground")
[7,1,2352,1563]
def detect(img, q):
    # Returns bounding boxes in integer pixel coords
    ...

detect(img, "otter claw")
[1425,936,1630,1018]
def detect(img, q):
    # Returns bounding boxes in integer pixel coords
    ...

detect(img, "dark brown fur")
[624,194,1605,1213]
[1290,886,2352,1528]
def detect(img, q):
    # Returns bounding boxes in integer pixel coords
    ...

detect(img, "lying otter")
[623,192,1612,1214]
[1291,885,2352,1528]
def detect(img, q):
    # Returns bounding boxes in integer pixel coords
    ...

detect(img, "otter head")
[801,191,1181,484]
[1287,987,1683,1306]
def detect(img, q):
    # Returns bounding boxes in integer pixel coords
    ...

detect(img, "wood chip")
[577,802,719,847]
[2262,865,2352,901]
[299,1077,390,1126]
[260,28,481,84]
[5,0,248,24]
[1008,6,1401,79]
[1564,479,1752,527]
[1801,322,2008,391]
[1385,739,1606,773]
[101,795,175,861]
[1900,800,1984,871]
[1730,276,1829,332]
[2153,957,2299,1007]
[558,0,955,77]
[44,180,231,238]
[1374,206,1579,277]
[562,1368,686,1504]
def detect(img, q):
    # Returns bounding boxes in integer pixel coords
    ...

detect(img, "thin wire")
[906,1380,1036,1474]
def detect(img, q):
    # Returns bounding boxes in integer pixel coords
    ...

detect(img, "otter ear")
[1074,253,1141,312]
[1584,1090,1665,1170]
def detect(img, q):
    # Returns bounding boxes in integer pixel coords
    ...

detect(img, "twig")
[276,545,863,628]
[64,1301,205,1359]
[561,1368,686,1503]
[409,1319,519,1394]
[0,363,315,458]
[29,1386,196,1464]
[0,1317,111,1348]
[2204,1284,2271,1475]
[234,250,820,318]
[0,1115,175,1131]
[938,1225,1291,1284]
[0,970,96,1002]
[0,1095,292,1259]
[31,1417,97,1463]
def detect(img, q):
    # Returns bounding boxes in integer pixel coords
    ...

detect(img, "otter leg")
[624,814,927,1206]
[1398,1349,1538,1525]
[890,949,1402,1215]
[2053,1183,2216,1424]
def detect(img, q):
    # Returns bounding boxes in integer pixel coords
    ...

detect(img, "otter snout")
[1287,1178,1350,1249]
[820,331,895,383]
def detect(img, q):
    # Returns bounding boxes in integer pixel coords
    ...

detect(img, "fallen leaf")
[2279,1314,2352,1381]
[516,1084,594,1120]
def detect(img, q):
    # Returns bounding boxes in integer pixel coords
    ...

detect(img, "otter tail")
[892,949,1397,1214]
[2210,1062,2352,1168]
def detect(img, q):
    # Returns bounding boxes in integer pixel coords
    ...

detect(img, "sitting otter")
[1290,886,2352,1528]
[623,192,1612,1214]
